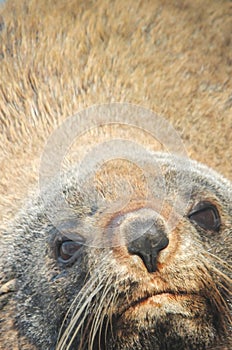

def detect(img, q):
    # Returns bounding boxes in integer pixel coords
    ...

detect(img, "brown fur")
[0,0,231,225]
[0,0,231,349]
[0,154,231,349]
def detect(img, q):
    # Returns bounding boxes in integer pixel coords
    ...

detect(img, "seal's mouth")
[119,290,191,316]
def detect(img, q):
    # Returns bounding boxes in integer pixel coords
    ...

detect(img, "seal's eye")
[57,238,84,263]
[188,201,221,232]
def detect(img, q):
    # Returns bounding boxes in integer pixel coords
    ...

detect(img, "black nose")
[127,225,169,273]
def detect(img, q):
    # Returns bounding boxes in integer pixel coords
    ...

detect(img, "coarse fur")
[0,0,231,225]
[0,0,232,349]
[0,153,232,350]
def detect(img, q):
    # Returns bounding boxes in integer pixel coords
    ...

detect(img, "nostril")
[127,230,169,273]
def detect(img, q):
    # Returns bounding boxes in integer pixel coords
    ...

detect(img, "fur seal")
[0,152,231,350]
[0,1,231,349]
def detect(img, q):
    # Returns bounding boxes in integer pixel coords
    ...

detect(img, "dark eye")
[57,238,84,264]
[188,201,221,232]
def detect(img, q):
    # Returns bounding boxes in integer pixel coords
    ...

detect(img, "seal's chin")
[108,292,216,350]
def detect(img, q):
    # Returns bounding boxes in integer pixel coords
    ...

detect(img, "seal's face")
[2,154,232,350]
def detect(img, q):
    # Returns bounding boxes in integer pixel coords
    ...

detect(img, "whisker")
[57,276,105,349]
[64,283,105,350]
[87,277,111,349]
[57,253,115,350]
[107,287,118,344]
[89,278,114,349]
[193,238,231,272]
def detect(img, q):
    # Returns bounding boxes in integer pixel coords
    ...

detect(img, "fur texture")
[0,154,232,349]
[0,0,231,349]
[0,0,232,225]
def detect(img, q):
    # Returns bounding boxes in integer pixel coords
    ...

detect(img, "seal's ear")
[0,279,16,309]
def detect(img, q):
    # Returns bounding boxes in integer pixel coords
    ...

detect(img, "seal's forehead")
[59,153,231,218]
[66,153,224,187]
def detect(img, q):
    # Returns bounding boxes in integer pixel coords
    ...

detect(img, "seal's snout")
[127,227,169,273]
[116,208,170,273]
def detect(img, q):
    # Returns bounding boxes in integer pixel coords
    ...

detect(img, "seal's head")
[1,153,231,350]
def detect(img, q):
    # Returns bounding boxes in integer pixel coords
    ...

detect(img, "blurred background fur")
[0,0,231,226]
